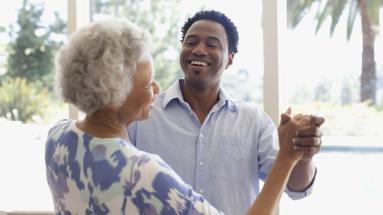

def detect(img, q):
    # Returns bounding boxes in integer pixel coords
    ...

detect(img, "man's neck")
[181,81,220,123]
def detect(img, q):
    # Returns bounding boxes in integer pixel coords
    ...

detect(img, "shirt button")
[199,161,204,166]
[200,133,204,138]
[199,189,204,194]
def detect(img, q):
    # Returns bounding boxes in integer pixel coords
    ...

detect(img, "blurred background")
[0,0,382,214]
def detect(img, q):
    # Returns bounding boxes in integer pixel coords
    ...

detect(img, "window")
[280,1,383,214]
[0,0,67,211]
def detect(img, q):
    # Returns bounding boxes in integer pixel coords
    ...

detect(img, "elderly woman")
[45,18,314,215]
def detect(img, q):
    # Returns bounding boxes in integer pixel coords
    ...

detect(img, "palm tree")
[287,0,382,105]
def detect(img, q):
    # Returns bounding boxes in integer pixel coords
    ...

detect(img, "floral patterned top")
[45,119,223,215]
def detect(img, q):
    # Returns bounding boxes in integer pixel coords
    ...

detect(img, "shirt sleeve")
[284,167,317,200]
[130,153,224,215]
[257,112,279,181]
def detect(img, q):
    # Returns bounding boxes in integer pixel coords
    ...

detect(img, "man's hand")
[278,109,325,163]
[292,113,325,161]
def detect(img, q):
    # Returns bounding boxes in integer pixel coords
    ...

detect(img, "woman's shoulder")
[51,119,72,129]
[46,119,73,141]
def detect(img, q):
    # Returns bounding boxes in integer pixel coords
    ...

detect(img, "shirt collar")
[218,88,237,112]
[162,79,185,109]
[162,79,237,112]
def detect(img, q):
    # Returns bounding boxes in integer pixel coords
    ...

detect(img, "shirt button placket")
[196,131,205,195]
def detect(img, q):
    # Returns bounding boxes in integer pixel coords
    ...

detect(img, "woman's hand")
[277,109,314,164]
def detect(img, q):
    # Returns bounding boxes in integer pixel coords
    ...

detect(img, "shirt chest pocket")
[211,137,252,180]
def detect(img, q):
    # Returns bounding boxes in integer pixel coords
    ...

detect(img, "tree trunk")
[358,0,376,105]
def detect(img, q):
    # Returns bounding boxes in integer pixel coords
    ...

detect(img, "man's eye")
[185,39,196,45]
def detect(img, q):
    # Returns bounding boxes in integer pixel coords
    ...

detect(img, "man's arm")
[287,159,316,191]
[286,115,324,191]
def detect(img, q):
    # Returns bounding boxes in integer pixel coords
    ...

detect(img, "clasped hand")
[278,108,325,163]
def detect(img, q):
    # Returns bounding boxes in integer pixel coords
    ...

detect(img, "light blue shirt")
[128,79,314,215]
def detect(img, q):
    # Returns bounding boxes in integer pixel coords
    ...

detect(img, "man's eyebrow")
[206,36,221,42]
[185,34,221,42]
[184,34,197,40]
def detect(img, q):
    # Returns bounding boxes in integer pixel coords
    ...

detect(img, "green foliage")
[289,101,383,136]
[289,76,360,105]
[287,0,349,37]
[0,0,66,123]
[0,77,50,123]
[286,0,317,29]
[290,85,314,104]
[3,0,65,89]
[347,0,359,40]
[340,79,352,105]
[314,79,332,102]
[287,0,382,105]
[92,0,183,89]
[287,0,381,40]
[222,68,262,103]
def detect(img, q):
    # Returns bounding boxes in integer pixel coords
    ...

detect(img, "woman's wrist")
[275,152,300,168]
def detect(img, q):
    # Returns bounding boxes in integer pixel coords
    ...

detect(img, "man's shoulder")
[228,101,274,125]
[230,100,263,114]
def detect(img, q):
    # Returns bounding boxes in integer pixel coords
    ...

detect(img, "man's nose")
[192,43,207,56]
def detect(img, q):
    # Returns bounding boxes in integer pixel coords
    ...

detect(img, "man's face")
[180,20,233,89]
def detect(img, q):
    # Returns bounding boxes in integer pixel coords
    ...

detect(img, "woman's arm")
[246,154,298,215]
[246,111,311,215]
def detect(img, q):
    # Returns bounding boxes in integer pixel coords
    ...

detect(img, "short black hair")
[180,10,239,54]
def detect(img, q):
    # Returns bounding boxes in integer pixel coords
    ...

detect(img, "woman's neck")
[76,109,130,141]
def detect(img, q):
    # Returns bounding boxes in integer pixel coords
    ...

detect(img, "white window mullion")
[262,0,280,125]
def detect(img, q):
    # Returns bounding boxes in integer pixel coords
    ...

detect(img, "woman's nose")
[154,81,161,94]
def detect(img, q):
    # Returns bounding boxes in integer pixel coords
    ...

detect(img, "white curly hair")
[55,18,151,114]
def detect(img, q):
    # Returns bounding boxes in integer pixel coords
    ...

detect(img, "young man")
[128,10,324,215]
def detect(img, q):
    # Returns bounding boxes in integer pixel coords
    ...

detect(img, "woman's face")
[120,56,160,123]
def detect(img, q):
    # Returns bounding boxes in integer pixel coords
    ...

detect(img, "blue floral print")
[45,119,222,215]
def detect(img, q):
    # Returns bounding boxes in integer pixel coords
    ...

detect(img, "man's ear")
[226,53,234,69]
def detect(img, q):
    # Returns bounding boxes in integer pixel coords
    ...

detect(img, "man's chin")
[187,67,208,76]
[184,78,209,90]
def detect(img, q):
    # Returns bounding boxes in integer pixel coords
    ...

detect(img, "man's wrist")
[287,167,317,192]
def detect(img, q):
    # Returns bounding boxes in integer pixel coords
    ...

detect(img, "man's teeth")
[190,61,207,66]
